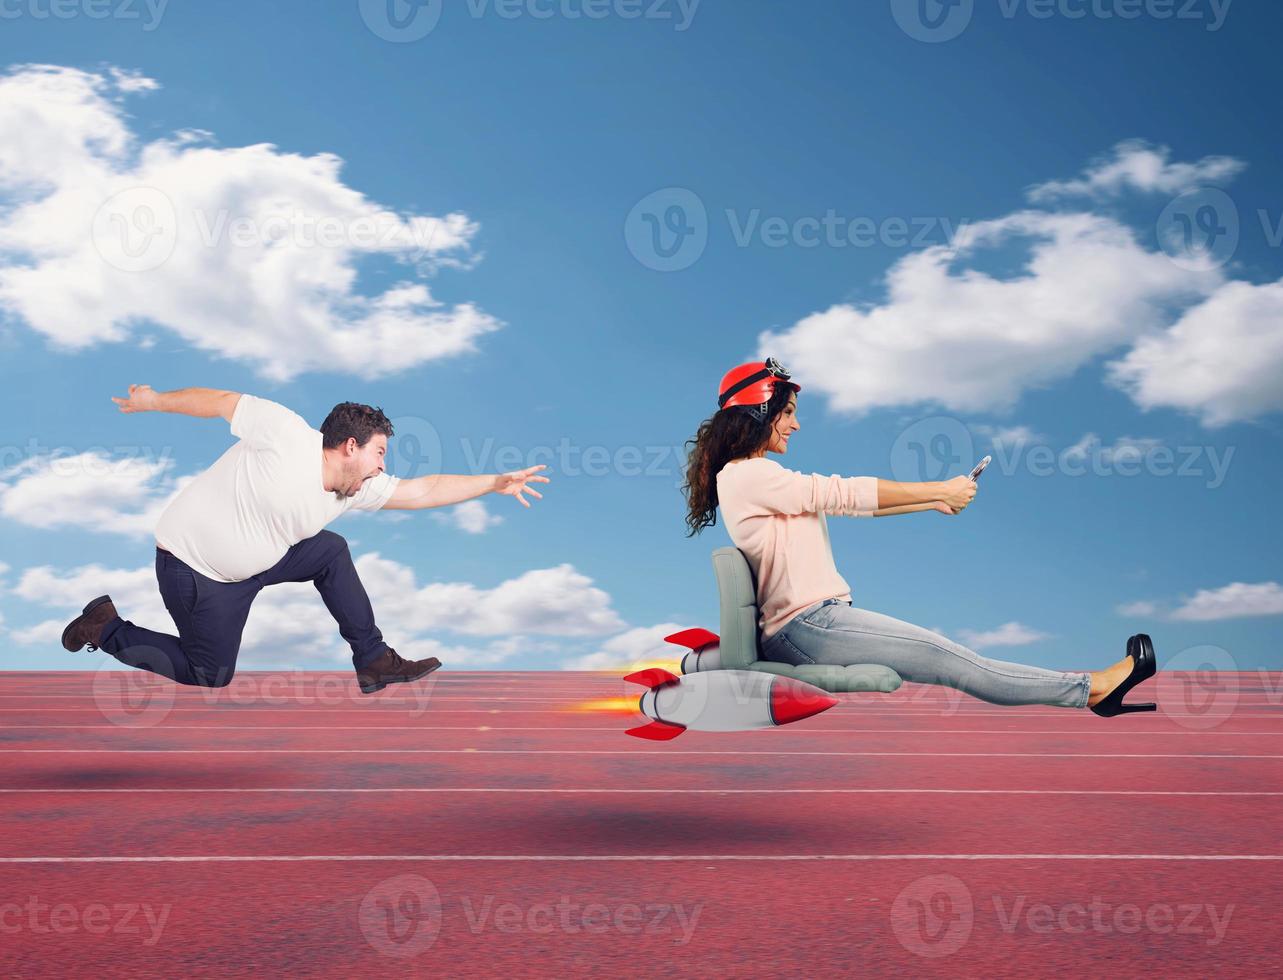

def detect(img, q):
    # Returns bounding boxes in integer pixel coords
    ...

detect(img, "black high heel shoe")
[1090,634,1158,717]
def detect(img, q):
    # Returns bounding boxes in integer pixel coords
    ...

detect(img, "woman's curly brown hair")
[681,383,796,537]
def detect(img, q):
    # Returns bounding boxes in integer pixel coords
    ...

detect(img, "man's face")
[340,434,388,497]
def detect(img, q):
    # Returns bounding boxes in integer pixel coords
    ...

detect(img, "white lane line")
[5,749,1280,757]
[0,694,620,700]
[1,854,1280,864]
[43,696,1116,704]
[7,723,1283,733]
[9,708,1283,717]
[0,788,1279,796]
[1,691,1269,702]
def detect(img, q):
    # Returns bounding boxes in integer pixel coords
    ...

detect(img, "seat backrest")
[711,547,761,669]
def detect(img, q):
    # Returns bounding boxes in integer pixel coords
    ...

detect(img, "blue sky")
[0,0,1279,675]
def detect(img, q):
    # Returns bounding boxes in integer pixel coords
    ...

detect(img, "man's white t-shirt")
[154,394,400,583]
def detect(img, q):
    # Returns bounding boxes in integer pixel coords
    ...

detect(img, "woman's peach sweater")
[715,457,879,638]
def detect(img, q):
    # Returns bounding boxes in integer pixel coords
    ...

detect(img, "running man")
[61,385,550,693]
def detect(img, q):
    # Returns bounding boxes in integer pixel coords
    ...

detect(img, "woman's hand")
[111,384,160,413]
[494,465,551,508]
[937,475,978,515]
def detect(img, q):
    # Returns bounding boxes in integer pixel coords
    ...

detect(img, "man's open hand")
[494,465,551,508]
[111,384,159,414]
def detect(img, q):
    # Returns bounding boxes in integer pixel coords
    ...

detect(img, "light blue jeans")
[761,599,1092,709]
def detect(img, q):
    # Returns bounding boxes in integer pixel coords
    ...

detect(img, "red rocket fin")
[664,627,719,652]
[625,720,686,740]
[623,667,681,689]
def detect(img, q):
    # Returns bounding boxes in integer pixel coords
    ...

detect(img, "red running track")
[1,669,1281,977]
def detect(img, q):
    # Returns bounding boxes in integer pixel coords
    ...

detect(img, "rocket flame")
[566,697,641,716]
[625,659,682,674]
[565,657,683,715]
[583,659,681,675]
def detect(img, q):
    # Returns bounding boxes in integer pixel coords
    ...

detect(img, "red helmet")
[718,357,800,423]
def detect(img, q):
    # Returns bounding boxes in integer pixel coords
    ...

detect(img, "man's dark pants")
[97,530,390,687]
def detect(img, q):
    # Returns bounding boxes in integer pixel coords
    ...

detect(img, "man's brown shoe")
[357,648,442,694]
[61,595,119,652]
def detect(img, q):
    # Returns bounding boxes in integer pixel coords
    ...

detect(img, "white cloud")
[106,67,158,94]
[955,621,1052,650]
[1104,279,1283,428]
[0,450,192,537]
[0,64,500,381]
[8,560,171,647]
[562,622,688,670]
[1027,139,1246,202]
[0,62,134,190]
[761,142,1283,429]
[430,499,504,535]
[972,424,1043,449]
[1116,600,1159,618]
[760,209,1222,417]
[358,554,625,637]
[1169,582,1283,622]
[0,447,433,547]
[4,550,627,669]
[394,635,565,669]
[1060,433,1165,466]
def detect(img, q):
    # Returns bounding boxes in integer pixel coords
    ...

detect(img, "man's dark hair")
[320,402,395,450]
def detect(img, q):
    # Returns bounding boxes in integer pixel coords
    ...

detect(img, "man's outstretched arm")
[112,385,241,420]
[383,465,550,511]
